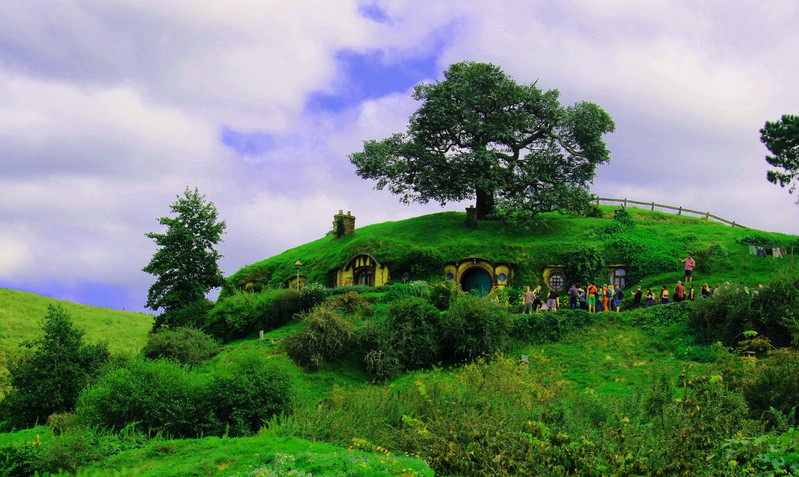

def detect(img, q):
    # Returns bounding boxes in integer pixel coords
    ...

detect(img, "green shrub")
[76,357,211,438]
[284,307,353,371]
[327,291,373,316]
[140,327,220,367]
[269,289,302,327]
[383,281,428,303]
[0,305,109,430]
[511,309,598,344]
[33,423,149,475]
[300,282,328,311]
[384,298,442,371]
[208,352,295,436]
[151,298,214,332]
[564,245,605,287]
[441,295,510,359]
[207,289,301,342]
[742,349,799,428]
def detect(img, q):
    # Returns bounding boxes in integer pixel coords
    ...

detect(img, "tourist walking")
[523,286,534,314]
[586,283,598,313]
[646,289,654,307]
[632,286,642,309]
[568,284,579,310]
[674,281,685,302]
[546,288,559,312]
[680,253,696,283]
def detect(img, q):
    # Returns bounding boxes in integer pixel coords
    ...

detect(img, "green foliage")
[604,233,675,284]
[563,244,605,285]
[761,114,799,196]
[76,354,295,438]
[207,289,300,342]
[76,357,210,438]
[511,309,598,344]
[382,281,428,302]
[143,187,226,313]
[741,349,799,428]
[692,271,799,348]
[208,352,295,437]
[31,423,148,475]
[692,243,730,273]
[284,307,354,371]
[441,295,511,359]
[382,298,442,371]
[299,282,327,311]
[151,298,213,332]
[349,61,615,221]
[390,249,444,280]
[140,327,220,367]
[0,305,109,430]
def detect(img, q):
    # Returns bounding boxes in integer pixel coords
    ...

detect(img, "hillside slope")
[228,207,798,293]
[0,287,152,355]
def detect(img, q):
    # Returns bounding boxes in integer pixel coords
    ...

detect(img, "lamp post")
[294,260,302,291]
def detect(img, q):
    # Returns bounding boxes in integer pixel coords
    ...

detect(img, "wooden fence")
[594,197,747,229]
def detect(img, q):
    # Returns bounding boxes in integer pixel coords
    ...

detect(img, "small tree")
[143,187,226,316]
[350,61,615,222]
[761,114,799,201]
[0,305,109,429]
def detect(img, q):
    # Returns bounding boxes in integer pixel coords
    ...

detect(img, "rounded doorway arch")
[461,267,493,295]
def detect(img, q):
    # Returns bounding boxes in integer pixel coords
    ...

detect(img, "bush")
[511,309,598,344]
[208,352,295,436]
[300,282,328,311]
[76,357,211,438]
[0,305,109,430]
[207,289,301,342]
[564,245,605,286]
[284,307,354,370]
[151,298,214,332]
[741,349,799,428]
[76,353,295,439]
[441,295,510,359]
[140,327,220,367]
[383,298,442,371]
[327,291,373,316]
[383,281,428,303]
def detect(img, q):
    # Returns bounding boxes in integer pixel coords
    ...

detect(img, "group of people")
[522,283,626,313]
[520,254,705,314]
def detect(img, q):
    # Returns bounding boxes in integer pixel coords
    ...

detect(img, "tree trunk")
[475,188,495,220]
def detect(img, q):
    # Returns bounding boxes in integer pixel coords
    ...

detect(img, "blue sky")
[0,1,797,312]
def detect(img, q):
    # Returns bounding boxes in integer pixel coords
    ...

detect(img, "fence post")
[624,198,628,207]
[678,206,682,215]
[651,202,655,210]
[705,211,710,219]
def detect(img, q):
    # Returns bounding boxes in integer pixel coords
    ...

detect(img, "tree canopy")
[349,61,615,221]
[143,187,226,313]
[761,114,799,201]
[0,305,109,429]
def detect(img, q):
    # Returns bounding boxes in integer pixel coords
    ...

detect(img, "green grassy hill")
[229,206,798,293]
[0,287,153,355]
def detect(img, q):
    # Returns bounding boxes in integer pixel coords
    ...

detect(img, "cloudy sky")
[1,1,797,313]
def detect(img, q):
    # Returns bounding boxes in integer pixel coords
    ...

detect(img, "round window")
[498,273,507,282]
[548,273,565,291]
[446,272,455,280]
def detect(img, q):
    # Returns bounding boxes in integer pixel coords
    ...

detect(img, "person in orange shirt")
[586,283,598,312]
[602,284,610,312]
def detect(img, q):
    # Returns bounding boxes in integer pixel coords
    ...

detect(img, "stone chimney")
[333,210,356,238]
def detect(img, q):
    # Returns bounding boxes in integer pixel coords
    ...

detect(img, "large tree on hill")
[761,114,799,202]
[143,187,226,313]
[349,61,616,221]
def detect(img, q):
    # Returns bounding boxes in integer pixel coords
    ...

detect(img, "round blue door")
[460,267,493,295]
